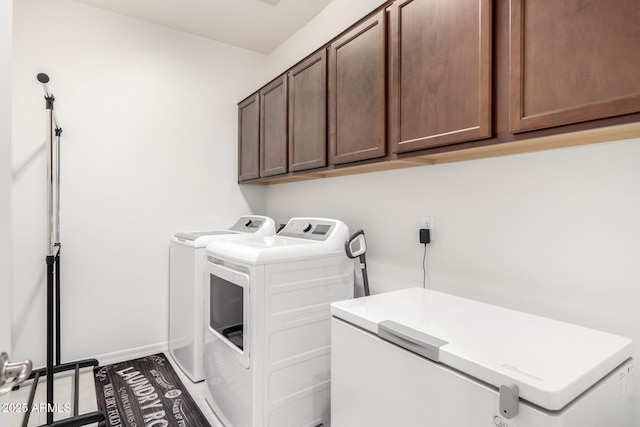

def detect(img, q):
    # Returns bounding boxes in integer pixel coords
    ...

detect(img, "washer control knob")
[244,219,253,228]
[302,223,312,233]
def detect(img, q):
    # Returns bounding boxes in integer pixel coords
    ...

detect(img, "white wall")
[0,0,13,356]
[12,0,268,366]
[0,0,11,418]
[265,1,640,424]
[266,0,387,83]
[267,139,640,423]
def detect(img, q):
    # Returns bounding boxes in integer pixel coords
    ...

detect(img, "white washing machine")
[169,215,276,383]
[203,218,354,427]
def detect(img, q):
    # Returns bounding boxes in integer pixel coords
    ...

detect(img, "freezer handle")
[378,320,448,362]
[499,383,520,419]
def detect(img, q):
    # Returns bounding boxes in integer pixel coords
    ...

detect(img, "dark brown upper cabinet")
[509,0,640,133]
[288,50,328,172]
[259,75,288,177]
[238,94,260,181]
[390,0,492,153]
[328,10,387,165]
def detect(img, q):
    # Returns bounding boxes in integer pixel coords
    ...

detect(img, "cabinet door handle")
[377,320,448,362]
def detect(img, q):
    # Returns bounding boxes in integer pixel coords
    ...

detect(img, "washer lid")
[205,218,350,264]
[331,288,633,411]
[173,216,276,247]
[206,235,326,264]
[175,230,237,241]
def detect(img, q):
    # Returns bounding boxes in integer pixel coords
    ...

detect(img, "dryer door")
[205,259,251,369]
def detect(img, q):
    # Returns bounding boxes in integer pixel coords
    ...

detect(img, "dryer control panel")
[278,219,336,241]
[229,216,269,233]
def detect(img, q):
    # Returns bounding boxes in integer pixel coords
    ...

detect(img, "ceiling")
[72,0,334,54]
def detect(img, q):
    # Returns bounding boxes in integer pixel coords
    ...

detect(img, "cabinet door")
[238,94,259,181]
[288,50,327,172]
[260,76,288,177]
[390,0,492,153]
[329,10,387,165]
[510,0,640,133]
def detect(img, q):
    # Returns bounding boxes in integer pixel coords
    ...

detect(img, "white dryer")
[203,218,354,427]
[169,215,276,383]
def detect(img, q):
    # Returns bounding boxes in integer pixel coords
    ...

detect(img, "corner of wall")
[265,0,388,79]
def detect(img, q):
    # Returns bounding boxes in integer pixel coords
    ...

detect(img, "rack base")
[17,359,105,427]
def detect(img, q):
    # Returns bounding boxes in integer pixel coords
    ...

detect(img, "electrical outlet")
[420,216,434,230]
[419,216,433,244]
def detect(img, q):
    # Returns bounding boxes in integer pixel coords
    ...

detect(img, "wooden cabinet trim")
[509,0,640,133]
[237,94,260,181]
[259,76,288,177]
[328,9,387,165]
[288,50,328,172]
[391,0,492,153]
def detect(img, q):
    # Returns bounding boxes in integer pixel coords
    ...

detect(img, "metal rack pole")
[26,73,106,427]
[45,96,54,255]
[55,127,61,246]
[55,127,62,367]
[45,254,55,425]
[44,90,55,426]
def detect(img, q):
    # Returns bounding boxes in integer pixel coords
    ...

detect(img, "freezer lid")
[331,288,633,411]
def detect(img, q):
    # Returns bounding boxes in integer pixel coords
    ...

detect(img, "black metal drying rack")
[18,74,106,427]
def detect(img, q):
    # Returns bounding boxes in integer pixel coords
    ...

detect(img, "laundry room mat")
[94,353,210,427]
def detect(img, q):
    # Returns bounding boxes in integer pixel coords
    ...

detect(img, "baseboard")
[92,342,168,366]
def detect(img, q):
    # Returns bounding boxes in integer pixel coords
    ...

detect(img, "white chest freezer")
[330,288,634,427]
